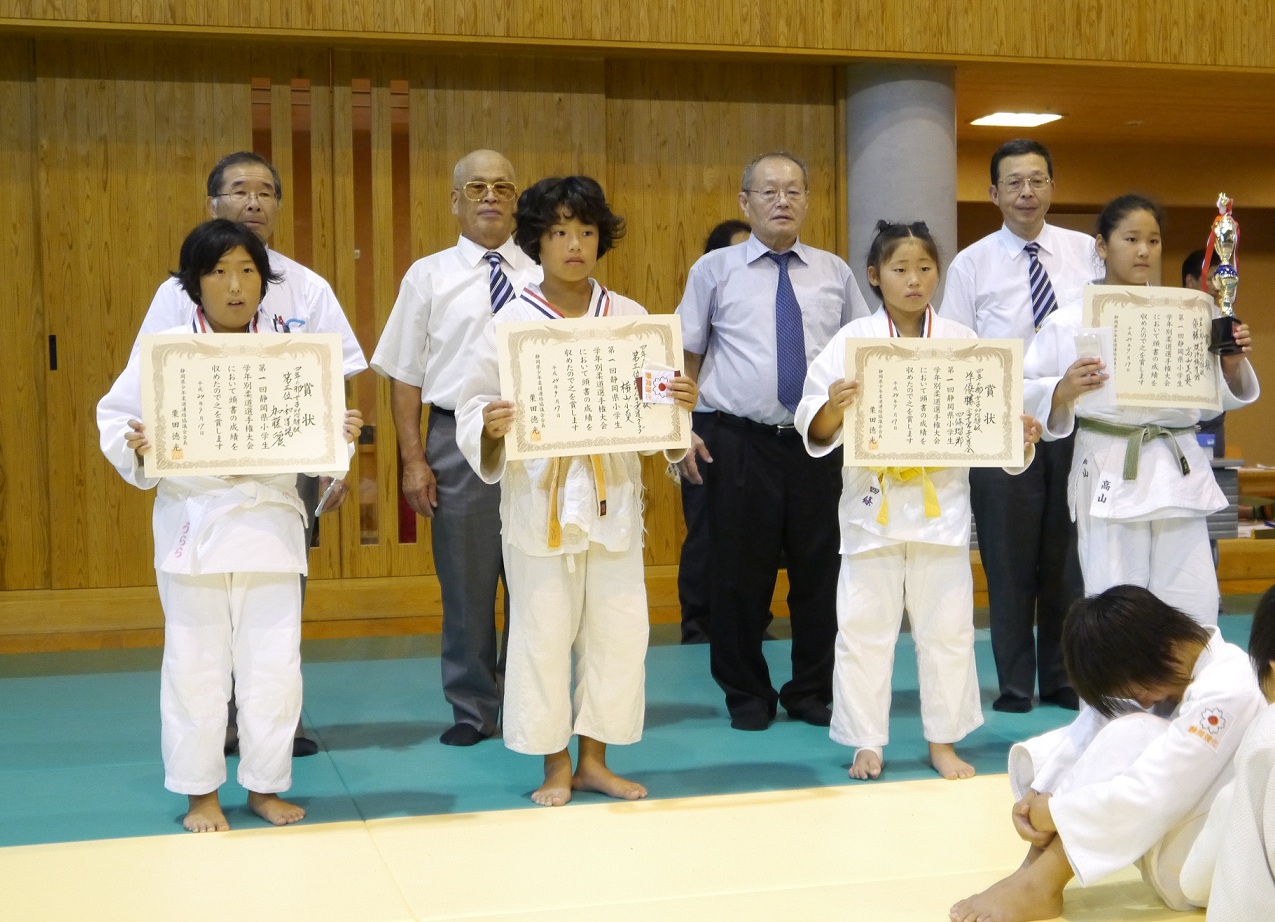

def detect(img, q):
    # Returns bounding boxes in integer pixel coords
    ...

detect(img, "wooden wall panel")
[604,59,840,566]
[6,1,1275,71]
[0,38,49,591]
[37,40,253,589]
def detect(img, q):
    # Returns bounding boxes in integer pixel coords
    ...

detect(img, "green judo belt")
[1076,417,1196,480]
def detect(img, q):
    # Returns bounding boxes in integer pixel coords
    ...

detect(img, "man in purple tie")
[941,139,1096,714]
[676,151,870,731]
[373,149,542,746]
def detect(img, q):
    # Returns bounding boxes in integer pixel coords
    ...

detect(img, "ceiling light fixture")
[970,112,1063,128]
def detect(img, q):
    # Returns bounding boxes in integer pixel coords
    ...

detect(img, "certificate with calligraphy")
[1082,285,1221,411]
[496,315,689,461]
[844,338,1024,468]
[140,333,348,478]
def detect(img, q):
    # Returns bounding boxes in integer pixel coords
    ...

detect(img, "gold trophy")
[1204,193,1243,355]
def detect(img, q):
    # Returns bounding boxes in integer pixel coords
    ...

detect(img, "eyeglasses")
[215,189,277,206]
[459,181,517,202]
[742,188,806,204]
[998,175,1052,194]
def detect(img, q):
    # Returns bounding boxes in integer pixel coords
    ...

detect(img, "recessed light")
[970,112,1064,128]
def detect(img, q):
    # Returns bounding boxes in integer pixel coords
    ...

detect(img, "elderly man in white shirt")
[940,139,1096,715]
[134,151,367,757]
[372,150,542,746]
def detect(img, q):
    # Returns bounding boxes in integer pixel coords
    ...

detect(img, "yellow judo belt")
[1076,417,1195,480]
[541,455,607,549]
[867,467,940,526]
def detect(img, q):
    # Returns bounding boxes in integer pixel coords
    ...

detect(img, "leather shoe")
[1041,687,1080,710]
[440,723,490,747]
[992,693,1033,714]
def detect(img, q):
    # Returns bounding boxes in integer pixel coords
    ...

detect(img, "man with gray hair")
[676,151,870,731]
[373,149,541,746]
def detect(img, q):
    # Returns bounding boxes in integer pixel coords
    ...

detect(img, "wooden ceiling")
[955,61,1275,146]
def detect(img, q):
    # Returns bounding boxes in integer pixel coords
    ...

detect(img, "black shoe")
[292,736,320,758]
[440,723,490,747]
[1041,687,1080,710]
[992,693,1033,714]
[729,711,772,731]
[786,704,833,727]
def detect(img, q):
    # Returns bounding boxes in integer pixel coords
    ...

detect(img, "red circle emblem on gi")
[1199,707,1226,733]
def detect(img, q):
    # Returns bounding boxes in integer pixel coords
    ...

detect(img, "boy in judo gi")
[950,585,1266,921]
[98,220,362,832]
[457,176,696,806]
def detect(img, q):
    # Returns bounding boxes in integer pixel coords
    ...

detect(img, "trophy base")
[1210,314,1244,355]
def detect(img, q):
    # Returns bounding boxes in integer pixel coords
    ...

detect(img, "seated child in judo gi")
[950,584,1266,922]
[1180,582,1275,919]
[796,220,1041,782]
[1024,194,1258,626]
[97,219,363,832]
[456,176,696,806]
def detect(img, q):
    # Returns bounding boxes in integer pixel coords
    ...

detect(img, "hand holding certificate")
[841,338,1025,468]
[138,333,351,477]
[494,315,691,461]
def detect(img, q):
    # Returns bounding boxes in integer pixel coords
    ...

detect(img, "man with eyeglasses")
[373,149,541,747]
[676,151,870,731]
[941,138,1096,715]
[134,150,368,756]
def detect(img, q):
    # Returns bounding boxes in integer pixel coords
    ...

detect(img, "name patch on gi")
[1186,707,1228,750]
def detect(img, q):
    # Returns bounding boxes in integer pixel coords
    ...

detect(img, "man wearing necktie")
[941,139,1097,714]
[676,152,870,731]
[373,149,542,746]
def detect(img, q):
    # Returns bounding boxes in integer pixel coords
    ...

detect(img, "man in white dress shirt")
[941,139,1095,714]
[372,150,542,746]
[134,151,368,757]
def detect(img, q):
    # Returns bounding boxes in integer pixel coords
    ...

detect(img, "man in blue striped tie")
[373,150,542,746]
[941,139,1097,714]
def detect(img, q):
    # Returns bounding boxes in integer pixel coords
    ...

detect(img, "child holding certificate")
[456,176,697,806]
[97,220,362,833]
[796,221,1041,782]
[1024,194,1259,626]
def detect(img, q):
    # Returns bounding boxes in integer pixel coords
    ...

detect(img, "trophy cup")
[1204,193,1243,355]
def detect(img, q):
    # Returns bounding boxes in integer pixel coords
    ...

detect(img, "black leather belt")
[429,405,456,417]
[715,411,801,438]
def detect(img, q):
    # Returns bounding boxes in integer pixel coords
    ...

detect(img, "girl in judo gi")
[456,176,697,807]
[950,584,1266,922]
[1023,194,1258,626]
[97,220,363,833]
[1180,582,1275,918]
[795,221,1041,782]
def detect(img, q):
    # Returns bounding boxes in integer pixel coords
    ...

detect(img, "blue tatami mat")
[0,611,1257,849]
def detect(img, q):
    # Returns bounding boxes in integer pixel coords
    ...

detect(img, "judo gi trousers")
[1011,712,1213,910]
[502,540,649,755]
[1075,509,1219,628]
[427,408,507,734]
[830,543,983,748]
[158,571,302,795]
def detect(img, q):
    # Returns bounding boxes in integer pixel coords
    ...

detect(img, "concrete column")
[843,65,957,308]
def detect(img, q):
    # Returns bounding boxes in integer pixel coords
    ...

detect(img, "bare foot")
[930,742,976,780]
[532,749,574,807]
[248,791,306,826]
[949,841,1071,922]
[848,747,883,780]
[573,761,648,801]
[184,791,229,833]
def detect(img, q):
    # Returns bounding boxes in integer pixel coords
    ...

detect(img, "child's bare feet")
[848,747,883,780]
[574,735,647,801]
[573,761,648,800]
[184,791,229,833]
[248,791,306,826]
[532,749,574,807]
[930,742,976,780]
[950,839,1072,922]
